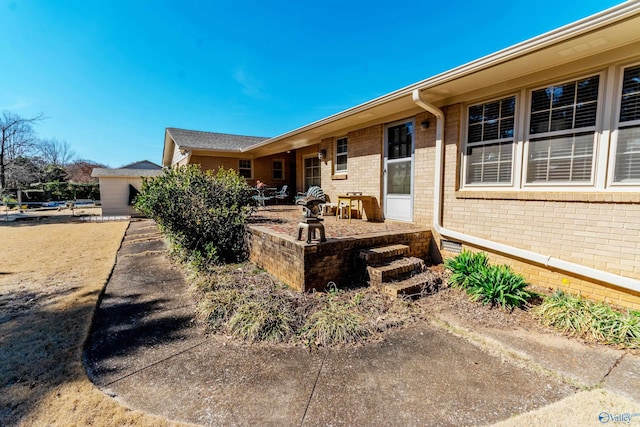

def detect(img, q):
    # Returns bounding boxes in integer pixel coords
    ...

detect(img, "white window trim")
[238,159,253,179]
[334,136,348,174]
[461,93,519,189]
[460,66,640,192]
[608,61,640,190]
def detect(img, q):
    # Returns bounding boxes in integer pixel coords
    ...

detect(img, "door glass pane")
[387,122,413,160]
[304,157,320,189]
[386,161,411,194]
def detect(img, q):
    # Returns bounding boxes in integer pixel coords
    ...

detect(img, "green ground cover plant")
[444,250,531,309]
[535,290,640,348]
[467,264,531,309]
[134,165,255,265]
[444,250,489,289]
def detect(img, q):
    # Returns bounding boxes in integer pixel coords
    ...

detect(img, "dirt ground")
[0,220,189,426]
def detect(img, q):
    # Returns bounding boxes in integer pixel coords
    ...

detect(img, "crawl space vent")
[440,239,462,253]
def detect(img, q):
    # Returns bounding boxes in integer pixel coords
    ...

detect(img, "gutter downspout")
[411,89,640,294]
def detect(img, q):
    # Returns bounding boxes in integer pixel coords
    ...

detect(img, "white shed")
[91,160,164,216]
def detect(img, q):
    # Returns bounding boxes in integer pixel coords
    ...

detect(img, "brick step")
[380,270,440,298]
[358,244,410,265]
[367,257,425,287]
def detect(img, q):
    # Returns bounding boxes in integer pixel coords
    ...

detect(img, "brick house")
[162,127,296,193]
[162,2,640,309]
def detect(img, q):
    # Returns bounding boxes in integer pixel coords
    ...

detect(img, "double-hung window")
[525,75,600,184]
[613,64,640,183]
[272,159,284,180]
[462,68,639,192]
[238,159,252,179]
[335,137,348,173]
[465,95,516,185]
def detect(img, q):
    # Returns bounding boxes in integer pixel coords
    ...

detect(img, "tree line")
[0,111,106,194]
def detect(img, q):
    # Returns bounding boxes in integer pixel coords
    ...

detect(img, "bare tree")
[5,156,46,188]
[38,138,76,166]
[0,111,43,189]
[66,159,106,183]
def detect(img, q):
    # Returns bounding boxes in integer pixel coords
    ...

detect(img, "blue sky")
[0,0,624,167]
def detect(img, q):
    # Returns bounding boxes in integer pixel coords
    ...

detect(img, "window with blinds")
[526,75,599,184]
[614,64,640,183]
[465,95,515,185]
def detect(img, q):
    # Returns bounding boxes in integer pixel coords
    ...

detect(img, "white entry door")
[384,119,414,222]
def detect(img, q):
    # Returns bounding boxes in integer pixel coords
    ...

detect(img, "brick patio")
[246,206,432,292]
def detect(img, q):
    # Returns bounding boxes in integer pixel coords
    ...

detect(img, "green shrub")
[466,264,531,309]
[535,290,640,347]
[134,165,255,265]
[444,250,489,288]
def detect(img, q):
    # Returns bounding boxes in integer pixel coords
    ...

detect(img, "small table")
[336,193,371,222]
[253,188,274,209]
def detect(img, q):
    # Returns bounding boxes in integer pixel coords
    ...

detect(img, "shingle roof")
[92,159,163,178]
[91,168,164,178]
[120,160,162,170]
[166,127,270,151]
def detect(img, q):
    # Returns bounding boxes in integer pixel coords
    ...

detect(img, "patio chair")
[320,196,338,216]
[296,186,325,202]
[273,185,289,204]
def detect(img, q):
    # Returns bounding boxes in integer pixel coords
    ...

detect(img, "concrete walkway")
[85,220,640,426]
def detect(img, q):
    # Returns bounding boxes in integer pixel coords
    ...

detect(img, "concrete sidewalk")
[85,220,640,426]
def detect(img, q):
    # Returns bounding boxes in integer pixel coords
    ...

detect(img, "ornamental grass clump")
[192,265,419,347]
[228,296,298,342]
[300,294,370,347]
[535,290,640,348]
[196,288,248,332]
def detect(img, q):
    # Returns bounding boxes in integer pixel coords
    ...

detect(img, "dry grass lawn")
[0,220,189,426]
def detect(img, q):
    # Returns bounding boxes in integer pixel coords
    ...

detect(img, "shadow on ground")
[83,220,579,427]
[0,294,95,423]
